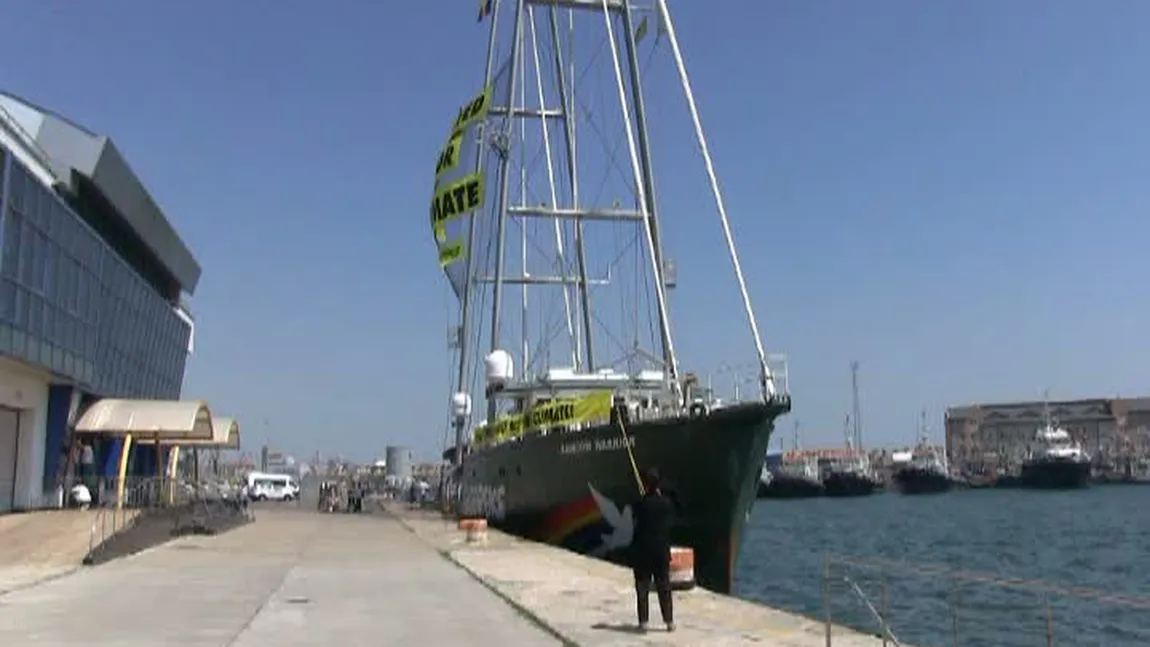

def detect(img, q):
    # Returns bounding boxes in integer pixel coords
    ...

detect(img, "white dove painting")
[588,483,633,557]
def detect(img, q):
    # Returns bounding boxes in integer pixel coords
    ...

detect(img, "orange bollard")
[669,546,696,591]
[458,517,488,543]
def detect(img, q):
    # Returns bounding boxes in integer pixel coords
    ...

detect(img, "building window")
[1,209,19,279]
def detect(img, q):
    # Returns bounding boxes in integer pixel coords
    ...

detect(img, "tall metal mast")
[452,0,505,467]
[618,0,676,382]
[546,6,595,371]
[850,360,862,451]
[599,0,680,394]
[468,0,771,424]
[487,0,530,424]
[490,0,681,391]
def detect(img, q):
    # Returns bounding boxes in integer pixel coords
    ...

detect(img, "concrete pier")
[388,503,899,646]
[0,504,901,645]
[0,508,559,646]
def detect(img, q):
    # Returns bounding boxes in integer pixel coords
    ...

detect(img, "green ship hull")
[458,399,790,593]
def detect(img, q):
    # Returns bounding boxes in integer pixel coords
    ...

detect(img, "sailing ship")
[432,0,790,593]
[892,411,955,494]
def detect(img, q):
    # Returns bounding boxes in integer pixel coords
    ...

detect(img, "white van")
[246,472,300,502]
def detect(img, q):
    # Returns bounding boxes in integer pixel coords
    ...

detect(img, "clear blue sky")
[3,0,1150,461]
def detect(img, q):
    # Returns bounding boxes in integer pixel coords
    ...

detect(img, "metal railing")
[821,553,1150,647]
[85,476,253,563]
[85,476,169,562]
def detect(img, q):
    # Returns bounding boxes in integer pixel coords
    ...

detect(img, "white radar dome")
[485,349,514,387]
[451,392,472,418]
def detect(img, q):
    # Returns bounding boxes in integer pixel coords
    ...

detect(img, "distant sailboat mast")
[850,360,863,451]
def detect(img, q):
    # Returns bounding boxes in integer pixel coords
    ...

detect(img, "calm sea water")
[734,486,1150,647]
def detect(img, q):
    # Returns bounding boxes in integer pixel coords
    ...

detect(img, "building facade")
[945,397,1150,473]
[0,92,200,510]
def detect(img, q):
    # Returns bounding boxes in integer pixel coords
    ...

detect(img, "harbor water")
[736,486,1150,646]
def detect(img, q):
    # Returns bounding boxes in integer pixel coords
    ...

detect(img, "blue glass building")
[0,92,200,511]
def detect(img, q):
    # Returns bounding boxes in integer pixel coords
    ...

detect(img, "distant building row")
[945,396,1150,471]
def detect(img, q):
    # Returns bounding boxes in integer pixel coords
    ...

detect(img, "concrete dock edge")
[441,546,581,647]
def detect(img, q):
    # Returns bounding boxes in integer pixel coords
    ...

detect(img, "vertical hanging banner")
[430,86,491,278]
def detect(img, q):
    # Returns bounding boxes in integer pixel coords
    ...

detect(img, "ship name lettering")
[560,436,635,455]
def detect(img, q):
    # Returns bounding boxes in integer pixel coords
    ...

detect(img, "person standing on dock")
[630,467,676,633]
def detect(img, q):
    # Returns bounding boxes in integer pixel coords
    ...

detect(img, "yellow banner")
[438,238,464,267]
[450,86,490,138]
[431,86,489,271]
[435,133,464,181]
[473,391,613,446]
[430,170,485,229]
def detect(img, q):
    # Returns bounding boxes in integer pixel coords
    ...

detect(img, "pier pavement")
[0,503,902,646]
[0,507,560,646]
[385,502,901,646]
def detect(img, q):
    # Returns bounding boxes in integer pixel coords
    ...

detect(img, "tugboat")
[1019,397,1091,489]
[820,363,881,497]
[758,421,824,499]
[892,411,956,494]
[820,448,881,497]
[758,452,824,499]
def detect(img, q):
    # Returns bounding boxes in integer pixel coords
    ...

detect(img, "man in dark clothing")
[630,467,677,632]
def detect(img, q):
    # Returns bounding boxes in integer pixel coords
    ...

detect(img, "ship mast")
[482,0,685,425]
[453,0,782,439]
[851,360,863,451]
[451,0,506,467]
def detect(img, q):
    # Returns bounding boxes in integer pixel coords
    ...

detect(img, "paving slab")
[0,507,560,647]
